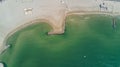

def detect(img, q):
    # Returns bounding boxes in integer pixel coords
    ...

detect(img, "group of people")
[99,3,108,11]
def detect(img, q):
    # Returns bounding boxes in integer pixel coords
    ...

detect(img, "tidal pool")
[1,14,120,67]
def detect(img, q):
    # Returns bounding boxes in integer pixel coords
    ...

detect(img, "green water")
[1,14,120,67]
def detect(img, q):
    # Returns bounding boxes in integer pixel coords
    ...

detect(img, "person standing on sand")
[102,3,108,11]
[99,4,102,11]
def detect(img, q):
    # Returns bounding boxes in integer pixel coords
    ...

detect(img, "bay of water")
[1,14,120,67]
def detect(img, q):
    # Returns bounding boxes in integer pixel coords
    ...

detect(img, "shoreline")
[0,10,119,54]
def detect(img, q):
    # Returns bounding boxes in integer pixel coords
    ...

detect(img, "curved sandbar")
[0,0,67,52]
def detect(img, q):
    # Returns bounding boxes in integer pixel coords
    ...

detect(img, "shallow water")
[1,14,120,67]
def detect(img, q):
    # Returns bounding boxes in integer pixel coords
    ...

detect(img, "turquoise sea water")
[1,14,120,67]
